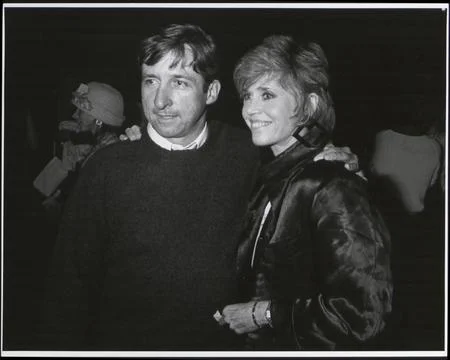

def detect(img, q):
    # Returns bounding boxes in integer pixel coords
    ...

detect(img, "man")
[39,24,358,350]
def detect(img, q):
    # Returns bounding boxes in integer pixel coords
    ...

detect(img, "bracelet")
[265,300,273,328]
[251,301,262,329]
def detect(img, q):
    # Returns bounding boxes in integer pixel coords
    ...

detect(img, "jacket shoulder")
[290,159,367,194]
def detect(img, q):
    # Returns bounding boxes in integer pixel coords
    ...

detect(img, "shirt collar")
[147,122,208,151]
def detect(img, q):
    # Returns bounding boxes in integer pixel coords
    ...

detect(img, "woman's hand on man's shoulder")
[119,125,142,142]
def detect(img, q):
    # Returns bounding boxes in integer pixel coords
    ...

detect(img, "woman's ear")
[306,93,319,117]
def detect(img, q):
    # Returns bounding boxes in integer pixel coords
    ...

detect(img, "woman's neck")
[270,136,299,157]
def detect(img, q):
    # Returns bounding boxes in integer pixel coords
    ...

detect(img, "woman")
[62,81,126,169]
[221,36,393,350]
[40,81,126,216]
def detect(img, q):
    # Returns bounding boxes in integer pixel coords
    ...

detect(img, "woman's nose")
[243,99,260,115]
[72,109,80,120]
[154,85,173,110]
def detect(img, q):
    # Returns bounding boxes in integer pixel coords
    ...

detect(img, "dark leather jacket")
[236,142,393,350]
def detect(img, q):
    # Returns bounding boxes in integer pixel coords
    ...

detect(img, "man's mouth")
[155,113,177,120]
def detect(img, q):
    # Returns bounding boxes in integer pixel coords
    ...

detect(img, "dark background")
[2,6,447,351]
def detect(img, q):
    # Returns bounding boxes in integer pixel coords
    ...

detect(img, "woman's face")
[241,75,301,156]
[72,107,97,133]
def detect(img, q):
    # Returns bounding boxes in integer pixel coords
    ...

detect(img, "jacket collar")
[259,141,323,185]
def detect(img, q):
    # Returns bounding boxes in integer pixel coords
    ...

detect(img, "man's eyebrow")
[141,70,157,77]
[141,68,198,82]
[173,74,198,83]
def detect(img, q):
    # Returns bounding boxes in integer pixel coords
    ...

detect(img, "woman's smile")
[249,119,272,129]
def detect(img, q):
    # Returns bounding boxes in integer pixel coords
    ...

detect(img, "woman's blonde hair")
[233,35,335,136]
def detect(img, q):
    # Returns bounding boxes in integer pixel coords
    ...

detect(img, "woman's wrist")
[253,300,270,327]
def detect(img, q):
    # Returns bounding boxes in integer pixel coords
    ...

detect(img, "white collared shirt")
[147,122,208,151]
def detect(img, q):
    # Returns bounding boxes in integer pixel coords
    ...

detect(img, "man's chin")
[151,121,177,133]
[151,124,184,140]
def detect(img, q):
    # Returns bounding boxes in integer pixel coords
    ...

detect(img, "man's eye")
[262,92,275,100]
[143,78,156,86]
[174,80,188,88]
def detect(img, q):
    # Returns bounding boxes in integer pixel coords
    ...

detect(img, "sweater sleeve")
[284,175,393,349]
[38,156,107,349]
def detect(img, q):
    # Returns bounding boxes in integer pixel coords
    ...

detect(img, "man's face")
[141,48,218,146]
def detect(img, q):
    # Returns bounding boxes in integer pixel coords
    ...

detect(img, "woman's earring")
[95,119,103,127]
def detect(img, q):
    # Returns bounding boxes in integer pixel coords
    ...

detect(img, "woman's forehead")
[247,73,298,93]
[247,73,281,88]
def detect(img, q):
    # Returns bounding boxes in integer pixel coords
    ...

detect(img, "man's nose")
[154,84,173,110]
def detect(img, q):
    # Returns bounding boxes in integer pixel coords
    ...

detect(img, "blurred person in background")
[35,81,126,218]
[369,103,445,350]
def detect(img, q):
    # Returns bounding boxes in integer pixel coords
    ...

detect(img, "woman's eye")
[262,92,275,100]
[242,93,251,101]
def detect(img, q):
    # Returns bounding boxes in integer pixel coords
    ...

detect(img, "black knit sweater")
[39,120,259,350]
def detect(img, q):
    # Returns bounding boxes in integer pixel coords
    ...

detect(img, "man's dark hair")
[139,24,219,90]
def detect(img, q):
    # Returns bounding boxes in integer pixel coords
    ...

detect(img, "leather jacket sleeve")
[275,174,393,349]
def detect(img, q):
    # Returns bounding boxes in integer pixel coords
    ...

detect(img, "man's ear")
[206,80,221,105]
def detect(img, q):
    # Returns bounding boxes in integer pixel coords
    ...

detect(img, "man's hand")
[119,125,142,141]
[314,143,367,180]
[314,143,360,171]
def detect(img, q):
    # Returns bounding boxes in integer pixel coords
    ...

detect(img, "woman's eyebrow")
[257,85,272,91]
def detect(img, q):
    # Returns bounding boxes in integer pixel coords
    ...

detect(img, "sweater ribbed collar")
[147,122,208,151]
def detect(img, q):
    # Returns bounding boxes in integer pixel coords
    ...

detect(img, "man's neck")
[147,122,209,151]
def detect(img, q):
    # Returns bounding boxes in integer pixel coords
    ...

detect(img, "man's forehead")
[143,46,195,72]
